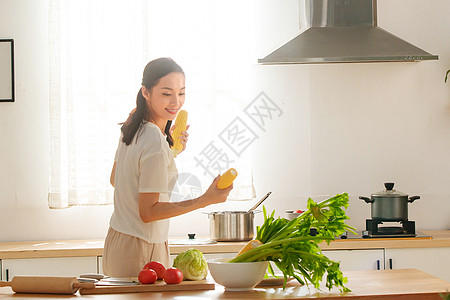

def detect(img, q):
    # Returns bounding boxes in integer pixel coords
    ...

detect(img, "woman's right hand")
[201,175,233,206]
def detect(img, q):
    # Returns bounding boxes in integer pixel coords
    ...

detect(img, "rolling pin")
[0,276,95,294]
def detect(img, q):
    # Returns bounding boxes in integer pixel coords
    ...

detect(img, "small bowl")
[207,258,269,291]
[285,210,301,220]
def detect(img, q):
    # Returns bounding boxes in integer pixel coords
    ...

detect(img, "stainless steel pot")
[359,182,420,221]
[207,211,255,242]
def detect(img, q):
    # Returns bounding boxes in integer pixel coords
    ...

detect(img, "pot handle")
[408,196,420,203]
[359,196,374,203]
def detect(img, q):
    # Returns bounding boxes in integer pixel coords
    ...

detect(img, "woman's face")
[142,72,185,125]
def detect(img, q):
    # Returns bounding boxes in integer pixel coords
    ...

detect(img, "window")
[48,0,256,208]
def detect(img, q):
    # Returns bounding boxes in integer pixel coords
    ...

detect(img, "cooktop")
[339,231,432,240]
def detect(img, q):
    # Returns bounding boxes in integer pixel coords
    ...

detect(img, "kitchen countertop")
[0,269,448,299]
[0,230,449,259]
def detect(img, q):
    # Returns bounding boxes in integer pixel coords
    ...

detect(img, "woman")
[103,58,232,277]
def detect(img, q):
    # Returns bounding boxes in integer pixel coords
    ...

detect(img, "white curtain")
[48,0,257,208]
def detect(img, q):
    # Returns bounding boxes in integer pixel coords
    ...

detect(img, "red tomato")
[295,210,304,213]
[138,268,157,284]
[164,268,183,284]
[143,261,166,280]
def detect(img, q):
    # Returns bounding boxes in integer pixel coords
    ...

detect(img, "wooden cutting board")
[79,279,215,295]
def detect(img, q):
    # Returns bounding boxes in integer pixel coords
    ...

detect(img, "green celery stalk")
[228,193,355,293]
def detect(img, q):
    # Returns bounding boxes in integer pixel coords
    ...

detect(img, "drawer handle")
[389,258,393,269]
[376,260,380,270]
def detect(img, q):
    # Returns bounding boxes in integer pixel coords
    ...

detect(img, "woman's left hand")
[171,124,190,155]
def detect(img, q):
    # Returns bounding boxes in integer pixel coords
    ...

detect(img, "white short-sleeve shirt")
[110,122,178,243]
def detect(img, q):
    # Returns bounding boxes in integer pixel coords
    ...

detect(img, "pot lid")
[169,234,217,245]
[206,211,255,215]
[371,182,408,197]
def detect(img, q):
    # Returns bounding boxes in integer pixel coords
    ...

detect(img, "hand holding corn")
[217,168,238,189]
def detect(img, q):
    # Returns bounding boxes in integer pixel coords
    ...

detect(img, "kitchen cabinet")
[322,249,385,271]
[322,248,449,281]
[0,230,448,282]
[384,247,450,282]
[0,257,97,281]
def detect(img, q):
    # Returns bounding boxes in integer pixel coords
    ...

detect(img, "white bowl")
[285,211,301,220]
[207,258,269,291]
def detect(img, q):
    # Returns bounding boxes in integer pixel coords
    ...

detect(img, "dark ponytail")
[165,120,174,146]
[120,58,184,146]
[120,89,148,145]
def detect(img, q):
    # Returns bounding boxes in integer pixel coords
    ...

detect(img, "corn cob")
[217,168,238,189]
[171,110,188,158]
[236,239,262,256]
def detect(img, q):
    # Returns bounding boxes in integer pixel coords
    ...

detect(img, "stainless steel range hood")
[258,0,438,64]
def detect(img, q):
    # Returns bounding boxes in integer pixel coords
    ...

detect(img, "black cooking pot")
[359,182,420,221]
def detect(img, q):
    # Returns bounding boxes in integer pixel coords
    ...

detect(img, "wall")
[252,0,450,232]
[0,0,449,243]
[0,0,114,242]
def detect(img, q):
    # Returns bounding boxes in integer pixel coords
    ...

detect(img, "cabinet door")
[97,256,103,274]
[322,249,385,271]
[1,257,97,281]
[385,247,450,282]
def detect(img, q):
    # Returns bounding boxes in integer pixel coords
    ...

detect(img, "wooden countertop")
[0,230,449,260]
[0,269,449,299]
[320,230,450,251]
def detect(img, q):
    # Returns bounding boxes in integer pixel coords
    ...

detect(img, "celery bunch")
[229,193,356,292]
